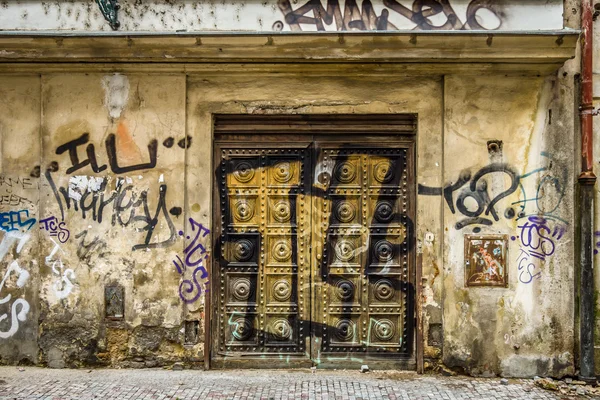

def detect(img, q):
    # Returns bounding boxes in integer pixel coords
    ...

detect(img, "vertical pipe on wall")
[579,0,597,382]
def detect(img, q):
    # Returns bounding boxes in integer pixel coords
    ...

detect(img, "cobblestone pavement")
[0,367,596,400]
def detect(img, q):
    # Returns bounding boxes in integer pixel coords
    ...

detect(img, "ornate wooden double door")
[212,123,415,368]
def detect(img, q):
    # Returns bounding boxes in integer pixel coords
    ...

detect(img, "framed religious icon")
[465,235,508,287]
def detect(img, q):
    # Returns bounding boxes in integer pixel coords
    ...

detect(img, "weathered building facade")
[0,0,596,378]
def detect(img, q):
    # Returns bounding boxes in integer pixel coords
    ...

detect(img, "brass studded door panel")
[214,145,312,362]
[312,143,414,367]
[213,135,415,368]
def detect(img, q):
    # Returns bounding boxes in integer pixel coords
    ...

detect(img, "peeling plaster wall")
[441,74,576,378]
[0,1,563,32]
[36,73,198,368]
[0,76,41,365]
[0,73,208,368]
[0,67,579,377]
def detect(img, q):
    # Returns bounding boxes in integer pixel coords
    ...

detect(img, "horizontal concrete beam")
[0,32,579,74]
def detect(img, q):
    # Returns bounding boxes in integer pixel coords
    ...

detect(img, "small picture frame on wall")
[465,235,508,287]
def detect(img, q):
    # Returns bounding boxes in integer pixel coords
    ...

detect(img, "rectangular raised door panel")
[312,144,414,365]
[216,145,312,359]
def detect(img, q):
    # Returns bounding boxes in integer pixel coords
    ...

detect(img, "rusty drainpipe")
[579,0,597,382]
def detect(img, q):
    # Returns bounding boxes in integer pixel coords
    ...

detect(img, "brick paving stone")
[0,367,596,399]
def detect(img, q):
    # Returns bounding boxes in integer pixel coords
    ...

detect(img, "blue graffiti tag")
[0,210,36,233]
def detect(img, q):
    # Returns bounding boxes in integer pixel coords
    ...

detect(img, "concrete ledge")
[0,31,579,75]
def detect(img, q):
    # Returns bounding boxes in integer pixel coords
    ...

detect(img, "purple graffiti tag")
[39,216,70,243]
[516,248,541,284]
[517,216,556,259]
[173,255,185,275]
[515,216,565,284]
[184,218,210,267]
[179,265,209,304]
[173,218,210,303]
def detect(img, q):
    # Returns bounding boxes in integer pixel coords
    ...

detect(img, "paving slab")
[0,367,595,399]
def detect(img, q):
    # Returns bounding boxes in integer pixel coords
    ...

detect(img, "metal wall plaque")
[465,235,508,287]
[105,285,124,320]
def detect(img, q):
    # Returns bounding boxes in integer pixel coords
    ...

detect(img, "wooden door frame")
[209,114,421,371]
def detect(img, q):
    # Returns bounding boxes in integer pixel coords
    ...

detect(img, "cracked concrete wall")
[0,1,563,32]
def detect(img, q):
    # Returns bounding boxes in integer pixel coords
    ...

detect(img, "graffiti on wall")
[418,152,567,284]
[74,229,108,261]
[275,0,503,32]
[0,231,32,338]
[418,163,520,232]
[174,218,210,304]
[45,241,76,300]
[418,153,567,232]
[39,216,70,244]
[47,131,179,251]
[214,144,415,360]
[0,210,36,233]
[55,132,157,175]
[513,216,565,284]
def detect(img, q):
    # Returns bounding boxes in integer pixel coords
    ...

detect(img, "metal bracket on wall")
[96,0,120,30]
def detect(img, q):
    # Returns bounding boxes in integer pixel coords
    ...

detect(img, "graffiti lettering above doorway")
[275,0,504,32]
[8,0,559,33]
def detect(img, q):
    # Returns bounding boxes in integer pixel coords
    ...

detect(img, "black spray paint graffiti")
[173,218,210,304]
[74,230,108,261]
[418,163,519,232]
[513,216,566,284]
[418,153,567,232]
[275,0,502,32]
[0,176,36,207]
[55,132,157,175]
[0,210,36,233]
[39,216,70,244]
[0,176,34,190]
[0,194,34,207]
[46,172,177,251]
[47,132,181,251]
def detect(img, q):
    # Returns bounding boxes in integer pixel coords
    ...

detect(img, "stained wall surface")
[0,65,578,376]
[0,0,580,378]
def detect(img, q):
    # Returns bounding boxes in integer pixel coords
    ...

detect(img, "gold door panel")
[215,146,311,361]
[312,144,414,367]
